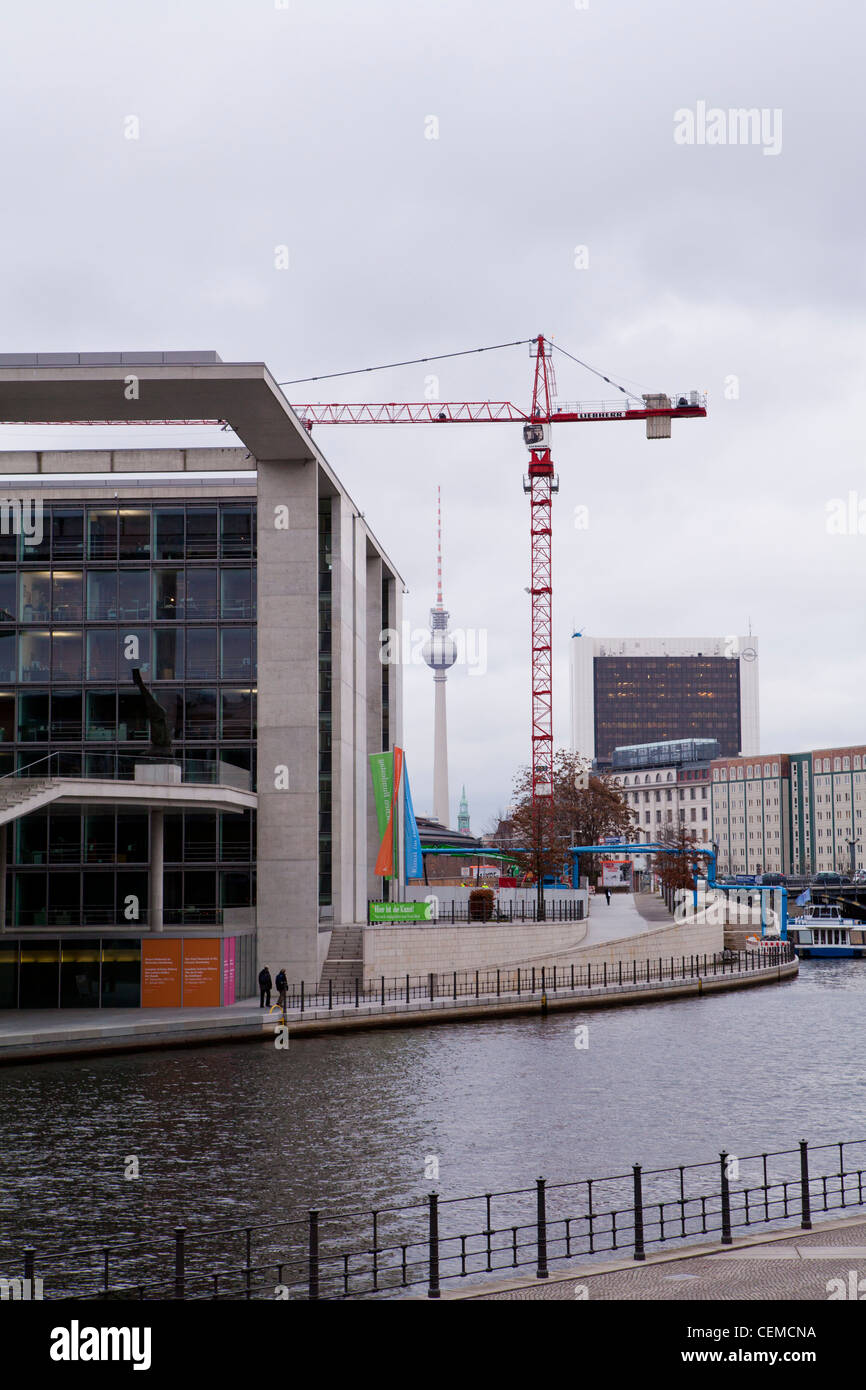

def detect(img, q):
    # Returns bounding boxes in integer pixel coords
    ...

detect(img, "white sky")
[0,0,864,833]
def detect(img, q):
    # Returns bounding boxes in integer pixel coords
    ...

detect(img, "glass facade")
[318,500,332,907]
[611,738,721,771]
[0,499,257,931]
[594,657,741,766]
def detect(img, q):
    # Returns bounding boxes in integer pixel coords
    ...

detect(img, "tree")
[506,748,636,915]
[651,820,705,895]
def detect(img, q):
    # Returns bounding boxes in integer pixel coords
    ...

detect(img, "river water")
[0,959,861,1261]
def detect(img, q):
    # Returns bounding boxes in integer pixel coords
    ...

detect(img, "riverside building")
[0,351,403,1008]
[710,746,866,878]
[612,738,716,853]
[710,754,790,878]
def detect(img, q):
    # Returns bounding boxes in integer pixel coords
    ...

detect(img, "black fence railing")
[4,1128,858,1302]
[296,943,794,1012]
[368,898,585,925]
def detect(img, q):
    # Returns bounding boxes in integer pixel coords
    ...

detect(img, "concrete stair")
[0,778,62,823]
[319,926,364,990]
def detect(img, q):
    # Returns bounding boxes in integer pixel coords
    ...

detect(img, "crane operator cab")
[523,421,550,451]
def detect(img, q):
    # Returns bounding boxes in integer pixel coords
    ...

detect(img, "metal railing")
[303,943,794,1012]
[0,751,251,792]
[6,1125,859,1303]
[367,898,585,925]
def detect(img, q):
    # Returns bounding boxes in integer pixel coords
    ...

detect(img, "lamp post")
[847,835,861,879]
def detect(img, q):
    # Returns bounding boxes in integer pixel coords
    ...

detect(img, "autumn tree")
[651,821,705,895]
[505,748,636,916]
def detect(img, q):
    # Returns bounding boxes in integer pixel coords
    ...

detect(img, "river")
[0,958,860,1259]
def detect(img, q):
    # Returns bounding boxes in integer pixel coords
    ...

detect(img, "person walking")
[275,967,288,1013]
[258,965,272,1009]
[604,888,611,906]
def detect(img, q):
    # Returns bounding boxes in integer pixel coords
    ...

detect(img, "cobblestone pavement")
[464,1218,866,1300]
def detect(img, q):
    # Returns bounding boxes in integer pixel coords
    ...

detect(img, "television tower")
[422,487,457,827]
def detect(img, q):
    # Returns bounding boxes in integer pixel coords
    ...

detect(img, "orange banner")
[182,939,221,1007]
[141,939,182,1008]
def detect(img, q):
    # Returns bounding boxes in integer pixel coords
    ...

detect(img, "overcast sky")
[0,0,864,832]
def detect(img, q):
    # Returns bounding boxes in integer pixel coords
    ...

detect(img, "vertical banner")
[369,752,393,840]
[141,939,182,1008]
[182,939,221,1007]
[402,756,424,883]
[373,747,403,879]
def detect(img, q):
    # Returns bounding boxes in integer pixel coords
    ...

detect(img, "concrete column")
[332,500,371,927]
[0,822,6,932]
[352,521,369,922]
[150,809,164,932]
[365,555,383,902]
[433,673,450,828]
[256,457,320,982]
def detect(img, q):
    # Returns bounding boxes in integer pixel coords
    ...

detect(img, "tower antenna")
[422,486,457,827]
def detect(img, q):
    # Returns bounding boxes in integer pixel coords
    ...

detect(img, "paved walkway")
[583,889,671,945]
[458,1214,866,1300]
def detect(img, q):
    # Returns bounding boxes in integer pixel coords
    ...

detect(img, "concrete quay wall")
[284,956,798,1038]
[363,918,590,980]
[362,914,723,982]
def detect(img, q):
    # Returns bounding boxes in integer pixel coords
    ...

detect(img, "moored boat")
[787,904,866,958]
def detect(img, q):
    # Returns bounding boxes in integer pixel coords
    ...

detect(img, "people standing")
[258,965,272,1009]
[604,888,611,906]
[275,967,288,1012]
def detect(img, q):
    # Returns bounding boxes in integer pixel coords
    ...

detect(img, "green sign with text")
[368,901,433,923]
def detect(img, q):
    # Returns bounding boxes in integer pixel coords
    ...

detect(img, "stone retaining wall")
[362,911,723,981]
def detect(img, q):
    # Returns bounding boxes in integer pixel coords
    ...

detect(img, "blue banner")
[402,757,424,883]
[796,889,811,906]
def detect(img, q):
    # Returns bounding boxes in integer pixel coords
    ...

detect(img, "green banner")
[369,751,393,840]
[368,901,433,923]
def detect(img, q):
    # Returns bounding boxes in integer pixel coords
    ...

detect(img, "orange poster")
[141,939,182,1008]
[182,939,221,1007]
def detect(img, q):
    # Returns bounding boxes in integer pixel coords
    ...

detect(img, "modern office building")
[0,352,403,1007]
[611,739,716,855]
[571,635,760,767]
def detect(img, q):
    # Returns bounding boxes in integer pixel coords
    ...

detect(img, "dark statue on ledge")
[131,668,173,755]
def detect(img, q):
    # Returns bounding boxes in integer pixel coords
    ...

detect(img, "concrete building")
[788,746,866,877]
[0,351,403,1007]
[571,635,760,768]
[710,754,790,877]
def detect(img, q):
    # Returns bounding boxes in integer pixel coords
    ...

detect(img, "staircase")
[319,926,364,990]
[0,778,62,825]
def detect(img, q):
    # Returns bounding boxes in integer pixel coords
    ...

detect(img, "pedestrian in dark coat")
[258,966,272,1008]
[275,968,288,1012]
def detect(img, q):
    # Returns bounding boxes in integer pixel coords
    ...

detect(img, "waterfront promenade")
[459,1213,866,1301]
[0,893,797,1063]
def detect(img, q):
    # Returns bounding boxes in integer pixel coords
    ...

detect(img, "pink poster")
[222,937,236,1006]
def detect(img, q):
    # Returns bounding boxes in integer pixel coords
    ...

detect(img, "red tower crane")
[293,335,707,822]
